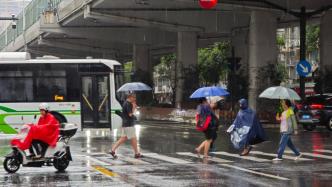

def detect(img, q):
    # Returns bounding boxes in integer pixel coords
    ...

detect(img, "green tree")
[306,25,320,54]
[123,61,133,82]
[198,42,231,85]
[277,35,285,48]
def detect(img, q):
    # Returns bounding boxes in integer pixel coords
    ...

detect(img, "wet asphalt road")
[0,121,332,187]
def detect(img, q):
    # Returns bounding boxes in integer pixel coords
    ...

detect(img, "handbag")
[196,114,212,132]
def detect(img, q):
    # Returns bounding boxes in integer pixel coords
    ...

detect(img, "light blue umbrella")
[117,82,152,92]
[190,86,230,98]
[259,86,301,100]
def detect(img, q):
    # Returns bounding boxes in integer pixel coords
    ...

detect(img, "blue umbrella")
[117,82,152,92]
[190,86,229,98]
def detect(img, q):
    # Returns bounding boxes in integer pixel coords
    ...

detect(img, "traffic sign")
[296,60,312,77]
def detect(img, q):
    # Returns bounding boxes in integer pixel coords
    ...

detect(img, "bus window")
[0,70,34,102]
[35,77,67,102]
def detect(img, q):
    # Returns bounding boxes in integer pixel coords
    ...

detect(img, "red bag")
[196,114,211,131]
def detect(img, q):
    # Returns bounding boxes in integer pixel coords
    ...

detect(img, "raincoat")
[11,113,60,150]
[227,100,266,150]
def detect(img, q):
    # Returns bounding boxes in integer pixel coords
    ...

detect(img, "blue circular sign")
[296,60,312,77]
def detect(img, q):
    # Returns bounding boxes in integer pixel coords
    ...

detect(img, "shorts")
[121,126,136,139]
[204,129,217,140]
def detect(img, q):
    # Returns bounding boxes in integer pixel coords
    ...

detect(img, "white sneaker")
[295,153,303,161]
[272,158,283,161]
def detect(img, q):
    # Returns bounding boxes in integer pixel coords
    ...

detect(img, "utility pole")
[299,7,306,99]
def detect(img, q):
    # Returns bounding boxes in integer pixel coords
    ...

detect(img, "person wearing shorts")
[109,94,143,159]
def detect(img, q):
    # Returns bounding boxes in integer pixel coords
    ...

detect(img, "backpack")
[196,114,212,132]
[286,109,298,134]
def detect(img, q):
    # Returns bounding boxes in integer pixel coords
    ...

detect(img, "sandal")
[134,153,143,159]
[109,151,118,159]
[195,148,201,158]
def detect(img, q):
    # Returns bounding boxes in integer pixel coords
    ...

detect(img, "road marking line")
[220,164,290,181]
[117,154,151,165]
[251,151,312,161]
[314,149,332,154]
[85,156,112,166]
[176,152,233,163]
[285,151,332,160]
[144,153,192,164]
[212,152,270,162]
[92,165,118,177]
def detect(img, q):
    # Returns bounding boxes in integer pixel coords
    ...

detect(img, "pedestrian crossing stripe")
[212,152,271,162]
[176,152,233,163]
[117,154,151,165]
[219,164,290,181]
[143,153,192,164]
[314,149,332,154]
[285,151,332,160]
[79,149,332,167]
[250,151,312,161]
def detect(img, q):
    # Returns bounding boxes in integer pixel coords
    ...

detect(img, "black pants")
[29,140,49,156]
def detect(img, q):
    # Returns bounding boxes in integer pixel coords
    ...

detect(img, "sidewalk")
[140,107,279,128]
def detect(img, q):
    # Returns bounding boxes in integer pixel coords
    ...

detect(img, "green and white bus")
[0,52,123,134]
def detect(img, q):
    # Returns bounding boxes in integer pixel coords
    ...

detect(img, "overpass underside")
[0,0,332,109]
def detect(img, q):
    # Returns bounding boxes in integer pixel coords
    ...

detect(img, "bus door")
[80,74,111,128]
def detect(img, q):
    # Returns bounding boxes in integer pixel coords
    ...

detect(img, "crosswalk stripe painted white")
[176,152,233,163]
[219,164,290,181]
[250,151,312,161]
[212,152,270,162]
[85,156,112,166]
[314,149,332,154]
[144,153,192,164]
[117,155,151,165]
[285,151,332,160]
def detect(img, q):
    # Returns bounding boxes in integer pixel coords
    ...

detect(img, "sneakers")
[109,151,118,159]
[272,157,283,161]
[295,153,303,161]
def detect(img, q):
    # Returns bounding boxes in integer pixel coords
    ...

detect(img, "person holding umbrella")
[109,93,142,159]
[258,86,302,161]
[194,98,218,158]
[190,86,230,159]
[273,100,302,161]
[110,82,151,159]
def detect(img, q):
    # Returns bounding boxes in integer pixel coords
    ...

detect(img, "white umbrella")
[117,82,152,92]
[259,86,301,100]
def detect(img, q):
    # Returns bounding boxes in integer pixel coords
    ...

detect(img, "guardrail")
[0,0,63,51]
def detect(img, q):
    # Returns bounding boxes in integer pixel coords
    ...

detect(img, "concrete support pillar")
[248,11,277,110]
[320,11,332,92]
[176,32,198,108]
[232,30,249,72]
[133,44,153,104]
[133,44,151,73]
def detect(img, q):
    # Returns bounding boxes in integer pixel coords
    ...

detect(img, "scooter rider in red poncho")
[11,103,60,158]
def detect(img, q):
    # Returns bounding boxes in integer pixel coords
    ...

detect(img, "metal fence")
[0,0,63,51]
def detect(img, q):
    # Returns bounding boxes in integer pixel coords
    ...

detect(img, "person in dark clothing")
[109,94,142,159]
[195,98,218,159]
[208,97,223,152]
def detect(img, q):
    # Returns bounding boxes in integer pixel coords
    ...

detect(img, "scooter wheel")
[3,157,20,173]
[53,156,70,172]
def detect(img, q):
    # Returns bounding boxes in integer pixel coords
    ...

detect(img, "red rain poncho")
[11,113,60,150]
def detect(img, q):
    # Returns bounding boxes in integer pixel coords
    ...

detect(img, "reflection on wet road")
[0,121,332,186]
